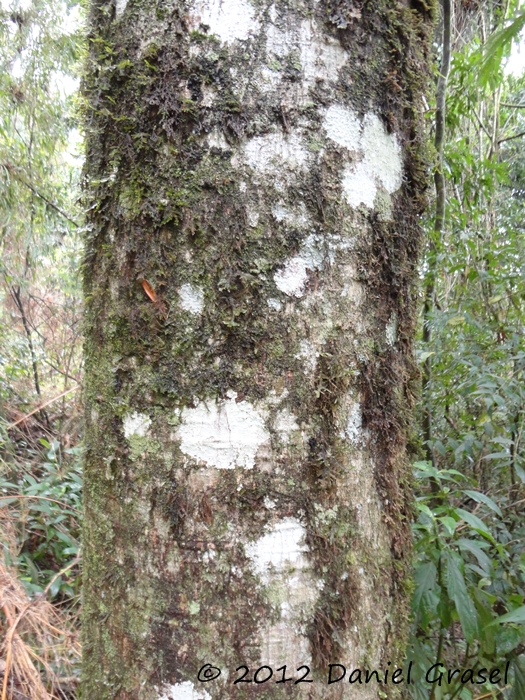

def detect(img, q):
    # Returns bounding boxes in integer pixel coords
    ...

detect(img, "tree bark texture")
[82,0,433,698]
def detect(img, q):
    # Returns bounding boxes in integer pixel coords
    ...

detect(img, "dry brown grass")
[0,513,81,700]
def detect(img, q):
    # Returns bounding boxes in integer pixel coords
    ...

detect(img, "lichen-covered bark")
[81,0,434,698]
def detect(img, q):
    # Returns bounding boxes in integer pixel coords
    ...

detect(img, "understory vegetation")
[0,0,523,698]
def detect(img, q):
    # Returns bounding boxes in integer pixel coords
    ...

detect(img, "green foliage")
[479,6,525,88]
[414,5,525,697]
[0,9,85,698]
[410,462,525,698]
[0,439,82,599]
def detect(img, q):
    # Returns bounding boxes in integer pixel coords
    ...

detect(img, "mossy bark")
[81,0,434,698]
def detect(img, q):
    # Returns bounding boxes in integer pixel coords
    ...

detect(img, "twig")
[0,554,81,700]
[498,129,525,144]
[6,385,80,429]
[473,688,510,700]
[2,163,80,228]
[41,554,81,599]
[472,108,493,141]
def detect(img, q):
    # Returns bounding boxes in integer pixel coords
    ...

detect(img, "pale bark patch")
[273,407,300,440]
[177,392,269,469]
[322,104,361,151]
[273,234,324,297]
[341,161,378,208]
[295,339,318,373]
[115,0,128,19]
[246,519,317,668]
[271,201,310,228]
[266,18,347,88]
[189,0,258,44]
[322,106,403,209]
[243,130,307,174]
[206,128,229,150]
[123,412,151,439]
[157,680,211,700]
[245,518,306,577]
[386,311,398,345]
[342,402,363,446]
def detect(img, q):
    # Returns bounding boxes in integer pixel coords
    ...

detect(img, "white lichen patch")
[157,680,211,700]
[179,284,204,314]
[274,234,324,297]
[207,128,230,150]
[273,408,300,440]
[244,130,307,174]
[342,402,362,446]
[189,0,258,44]
[273,257,310,297]
[323,104,361,151]
[267,297,282,311]
[271,202,310,228]
[177,393,269,469]
[341,161,377,209]
[115,0,128,19]
[386,312,398,346]
[322,105,403,209]
[123,412,151,439]
[361,113,403,193]
[295,339,318,372]
[246,518,307,578]
[246,517,318,668]
[247,211,259,227]
[266,19,347,89]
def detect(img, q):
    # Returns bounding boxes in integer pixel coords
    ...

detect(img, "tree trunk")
[82,0,433,698]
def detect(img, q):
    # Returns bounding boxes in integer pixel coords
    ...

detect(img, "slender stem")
[498,129,525,144]
[6,385,80,429]
[10,284,42,399]
[3,163,80,227]
[423,0,452,472]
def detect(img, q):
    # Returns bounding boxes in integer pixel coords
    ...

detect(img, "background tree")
[81,0,433,698]
[0,1,83,697]
[411,1,525,697]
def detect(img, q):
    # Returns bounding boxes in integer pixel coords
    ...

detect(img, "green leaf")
[447,315,465,326]
[483,451,511,460]
[456,508,495,544]
[489,605,525,625]
[445,552,480,643]
[438,516,457,535]
[515,464,525,484]
[462,490,502,517]
[509,656,525,700]
[412,561,439,613]
[419,351,435,362]
[479,11,525,87]
[456,538,492,574]
[495,626,522,654]
[50,576,62,599]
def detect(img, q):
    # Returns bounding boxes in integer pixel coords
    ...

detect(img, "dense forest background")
[0,0,524,698]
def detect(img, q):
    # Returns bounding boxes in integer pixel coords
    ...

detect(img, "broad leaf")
[445,552,480,643]
[489,605,525,625]
[463,490,502,516]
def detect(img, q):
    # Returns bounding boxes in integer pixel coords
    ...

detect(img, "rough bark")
[82,0,434,698]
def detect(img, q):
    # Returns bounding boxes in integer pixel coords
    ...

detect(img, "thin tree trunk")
[422,0,451,474]
[82,1,433,698]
